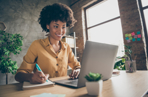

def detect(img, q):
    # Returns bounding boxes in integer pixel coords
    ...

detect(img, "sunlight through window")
[86,0,124,57]
[86,0,120,27]
[144,9,148,30]
[141,0,148,7]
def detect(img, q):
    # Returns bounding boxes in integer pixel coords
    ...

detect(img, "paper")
[125,37,129,40]
[30,93,65,97]
[128,34,131,37]
[35,93,58,97]
[34,93,57,97]
[125,31,141,43]
[131,32,135,36]
[132,38,136,42]
[125,34,128,37]
[54,94,66,97]
[23,80,54,89]
[137,38,141,41]
[127,39,131,43]
[134,35,137,38]
[137,31,140,35]
[129,37,132,40]
[137,34,141,38]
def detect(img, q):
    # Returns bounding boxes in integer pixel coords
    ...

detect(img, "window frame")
[138,0,148,56]
[84,0,120,40]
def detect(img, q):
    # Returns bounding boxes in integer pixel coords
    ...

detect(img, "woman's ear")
[46,24,50,29]
[46,24,50,33]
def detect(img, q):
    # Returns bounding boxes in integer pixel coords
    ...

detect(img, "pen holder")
[125,60,137,73]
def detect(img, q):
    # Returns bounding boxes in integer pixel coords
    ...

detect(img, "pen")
[35,63,48,82]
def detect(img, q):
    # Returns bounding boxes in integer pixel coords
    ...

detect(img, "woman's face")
[47,20,66,41]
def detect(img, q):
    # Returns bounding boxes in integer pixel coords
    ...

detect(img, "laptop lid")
[77,41,118,88]
[54,41,118,88]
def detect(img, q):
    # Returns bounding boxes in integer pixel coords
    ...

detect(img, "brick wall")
[70,0,97,63]
[118,0,147,70]
[70,0,147,70]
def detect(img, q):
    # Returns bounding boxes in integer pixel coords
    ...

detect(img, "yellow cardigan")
[16,37,81,78]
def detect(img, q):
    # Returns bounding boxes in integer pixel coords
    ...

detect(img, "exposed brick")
[71,0,147,70]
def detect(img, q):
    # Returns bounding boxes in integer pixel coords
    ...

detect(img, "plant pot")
[86,80,103,96]
[125,60,137,73]
[6,73,8,84]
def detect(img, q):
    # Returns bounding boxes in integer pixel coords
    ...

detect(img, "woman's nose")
[58,28,63,33]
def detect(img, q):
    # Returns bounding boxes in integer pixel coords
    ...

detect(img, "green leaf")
[4,51,10,56]
[96,74,102,81]
[89,72,96,78]
[8,66,12,72]
[10,61,14,64]
[0,30,23,74]
[89,72,101,80]
[85,75,94,81]
[85,72,102,82]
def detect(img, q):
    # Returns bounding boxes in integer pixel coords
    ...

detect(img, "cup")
[125,60,137,73]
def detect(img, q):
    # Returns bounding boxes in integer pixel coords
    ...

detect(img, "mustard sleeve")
[16,40,38,74]
[68,45,81,70]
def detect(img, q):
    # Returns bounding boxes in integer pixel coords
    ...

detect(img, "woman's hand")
[29,71,49,84]
[69,69,80,80]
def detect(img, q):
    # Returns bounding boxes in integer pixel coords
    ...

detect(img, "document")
[30,93,66,97]
[23,80,54,89]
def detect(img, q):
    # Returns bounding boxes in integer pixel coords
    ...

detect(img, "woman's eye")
[54,26,58,28]
[62,27,66,29]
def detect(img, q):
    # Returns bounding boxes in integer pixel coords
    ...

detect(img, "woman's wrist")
[27,73,33,82]
[15,72,34,83]
[75,66,81,70]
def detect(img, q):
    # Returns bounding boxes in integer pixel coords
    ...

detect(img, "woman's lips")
[56,34,63,37]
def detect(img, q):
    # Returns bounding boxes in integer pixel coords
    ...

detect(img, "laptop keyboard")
[55,79,78,87]
[65,80,78,85]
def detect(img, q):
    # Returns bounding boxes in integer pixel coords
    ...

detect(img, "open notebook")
[23,80,54,89]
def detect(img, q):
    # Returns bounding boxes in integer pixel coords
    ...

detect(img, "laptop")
[54,41,118,88]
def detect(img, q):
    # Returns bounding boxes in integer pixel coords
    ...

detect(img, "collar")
[44,37,66,50]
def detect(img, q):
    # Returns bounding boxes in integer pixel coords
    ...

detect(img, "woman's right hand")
[29,71,49,84]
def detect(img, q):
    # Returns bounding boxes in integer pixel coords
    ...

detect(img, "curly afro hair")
[38,3,77,32]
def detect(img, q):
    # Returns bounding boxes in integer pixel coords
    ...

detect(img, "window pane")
[141,0,148,7]
[88,19,124,57]
[144,9,148,31]
[86,0,120,27]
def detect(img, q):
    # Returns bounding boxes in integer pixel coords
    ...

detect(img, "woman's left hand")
[69,69,80,79]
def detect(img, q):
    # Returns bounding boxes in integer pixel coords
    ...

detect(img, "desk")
[0,71,148,97]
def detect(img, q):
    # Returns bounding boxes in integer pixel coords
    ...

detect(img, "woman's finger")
[31,76,44,84]
[36,71,46,78]
[69,70,74,77]
[75,71,79,78]
[69,73,72,77]
[74,71,77,77]
[72,76,74,80]
[71,70,74,76]
[45,74,49,80]
[35,71,46,83]
[74,71,77,78]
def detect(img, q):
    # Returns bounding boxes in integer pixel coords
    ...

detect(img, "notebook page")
[23,80,54,88]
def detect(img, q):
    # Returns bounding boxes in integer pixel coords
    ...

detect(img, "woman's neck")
[48,36,60,46]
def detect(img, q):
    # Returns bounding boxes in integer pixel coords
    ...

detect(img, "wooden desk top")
[0,71,148,97]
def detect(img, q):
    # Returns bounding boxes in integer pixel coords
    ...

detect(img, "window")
[138,0,148,56]
[84,0,124,57]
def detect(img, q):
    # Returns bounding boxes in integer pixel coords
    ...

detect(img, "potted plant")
[124,45,137,73]
[85,72,103,96]
[0,30,23,84]
[114,45,136,72]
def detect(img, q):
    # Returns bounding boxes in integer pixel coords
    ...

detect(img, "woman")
[15,3,81,84]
